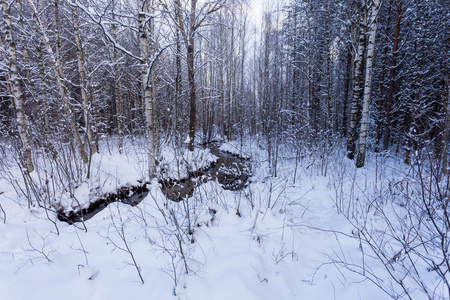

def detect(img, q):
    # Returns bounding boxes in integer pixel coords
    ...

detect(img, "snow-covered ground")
[0,138,442,299]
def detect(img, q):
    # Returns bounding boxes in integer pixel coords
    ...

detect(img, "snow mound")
[57,152,144,212]
[158,147,218,181]
[219,141,251,159]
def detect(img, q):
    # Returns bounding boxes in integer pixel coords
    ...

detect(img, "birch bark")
[139,0,156,176]
[28,0,89,164]
[346,0,367,159]
[356,0,381,168]
[1,0,34,173]
[71,0,95,155]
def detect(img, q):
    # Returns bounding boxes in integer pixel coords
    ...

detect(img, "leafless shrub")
[101,204,145,284]
[20,229,57,264]
[330,147,450,299]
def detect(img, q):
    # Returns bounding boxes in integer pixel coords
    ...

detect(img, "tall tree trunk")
[187,36,196,151]
[342,45,352,136]
[172,0,223,150]
[442,82,450,174]
[36,39,50,130]
[72,1,95,155]
[187,0,199,151]
[346,0,367,159]
[239,7,247,147]
[404,94,413,165]
[356,0,381,168]
[54,0,88,163]
[29,0,88,163]
[139,0,156,176]
[383,0,402,150]
[35,0,50,131]
[175,27,182,144]
[1,0,34,173]
[262,12,271,165]
[325,0,333,145]
[16,0,31,84]
[33,0,50,131]
[112,0,124,152]
[219,17,226,140]
[375,0,391,152]
[347,0,367,159]
[228,13,235,141]
[306,0,312,148]
[200,39,207,143]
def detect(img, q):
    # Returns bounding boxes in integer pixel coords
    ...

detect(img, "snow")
[158,146,218,181]
[0,138,442,300]
[57,151,144,212]
[219,140,251,159]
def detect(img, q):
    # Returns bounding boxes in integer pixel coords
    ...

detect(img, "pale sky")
[248,0,264,25]
[248,0,286,27]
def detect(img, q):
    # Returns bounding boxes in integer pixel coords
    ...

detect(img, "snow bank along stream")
[57,144,251,224]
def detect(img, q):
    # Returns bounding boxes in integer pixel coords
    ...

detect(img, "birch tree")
[28,0,89,164]
[71,0,95,155]
[346,0,367,159]
[139,0,157,176]
[356,0,380,168]
[1,0,34,173]
[70,0,172,177]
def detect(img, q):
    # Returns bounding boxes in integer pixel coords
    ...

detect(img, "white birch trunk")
[28,0,89,164]
[346,0,367,159]
[1,0,34,173]
[72,0,95,154]
[356,0,380,168]
[71,1,95,155]
[139,0,156,177]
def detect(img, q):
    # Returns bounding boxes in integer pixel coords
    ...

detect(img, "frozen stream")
[58,144,251,224]
[160,143,251,201]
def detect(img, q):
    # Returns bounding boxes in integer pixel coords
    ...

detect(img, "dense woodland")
[1,1,450,299]
[0,0,449,174]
